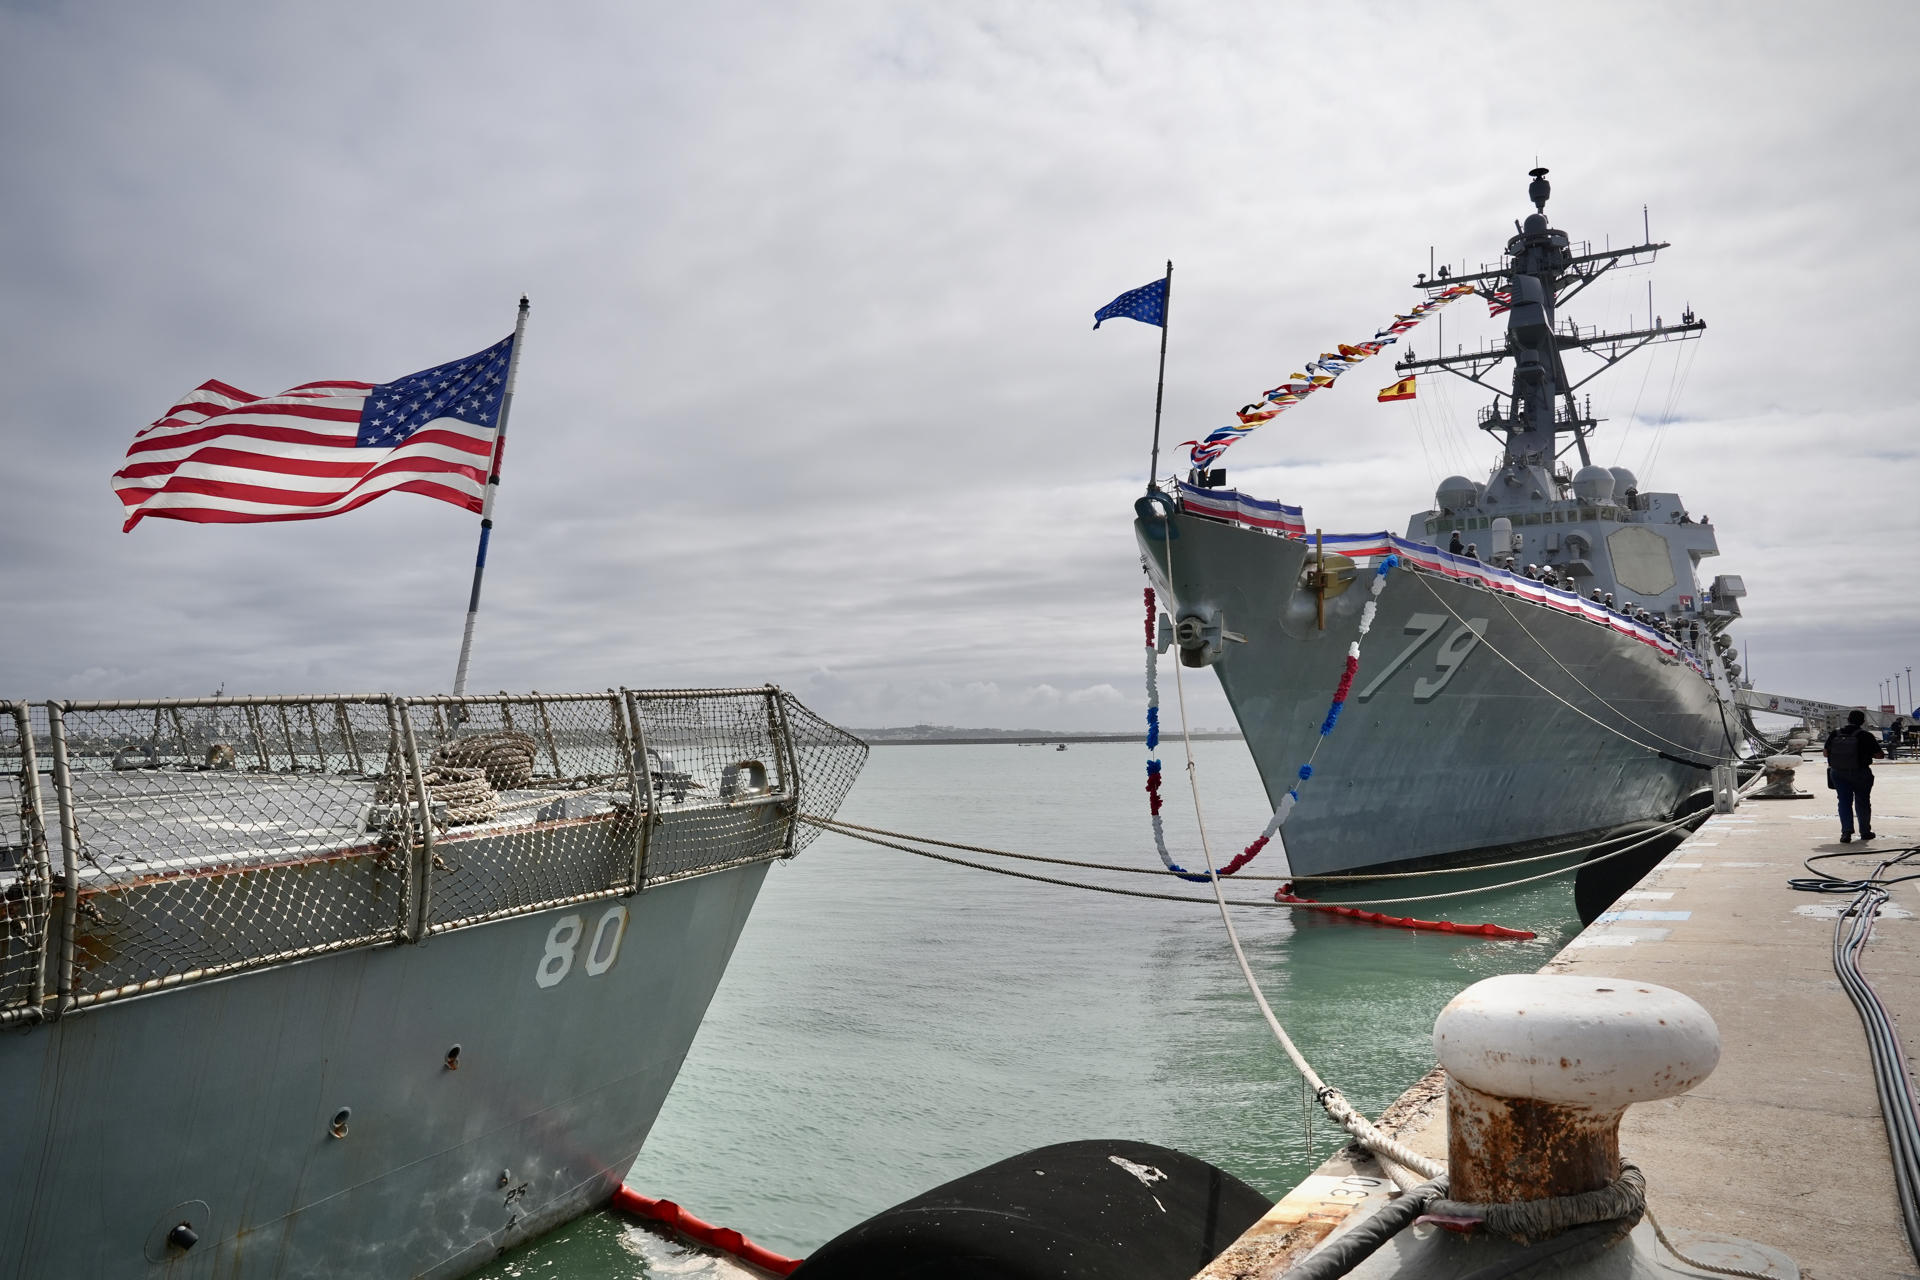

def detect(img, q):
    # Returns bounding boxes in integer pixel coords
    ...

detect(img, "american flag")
[113,335,514,532]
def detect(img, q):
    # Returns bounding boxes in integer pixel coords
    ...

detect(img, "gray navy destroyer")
[1137,169,1751,879]
[0,686,864,1277]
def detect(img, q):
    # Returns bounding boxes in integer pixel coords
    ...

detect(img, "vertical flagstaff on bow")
[1147,260,1173,490]
[451,295,530,697]
[1093,265,1175,488]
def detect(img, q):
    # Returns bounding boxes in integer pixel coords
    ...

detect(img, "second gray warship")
[1137,169,1750,879]
[0,686,864,1278]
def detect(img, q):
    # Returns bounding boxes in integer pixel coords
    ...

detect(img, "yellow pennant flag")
[1377,376,1416,403]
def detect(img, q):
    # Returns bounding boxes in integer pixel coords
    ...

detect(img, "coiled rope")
[432,730,538,789]
[421,766,498,825]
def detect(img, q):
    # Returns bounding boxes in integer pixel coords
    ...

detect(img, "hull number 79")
[1355,612,1488,702]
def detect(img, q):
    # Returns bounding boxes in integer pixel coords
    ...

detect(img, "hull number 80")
[534,905,629,988]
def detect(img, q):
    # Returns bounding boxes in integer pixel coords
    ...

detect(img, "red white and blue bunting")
[1175,480,1305,536]
[1144,558,1396,883]
[1173,487,1708,677]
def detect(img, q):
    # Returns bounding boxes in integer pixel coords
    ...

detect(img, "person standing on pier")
[1824,709,1883,843]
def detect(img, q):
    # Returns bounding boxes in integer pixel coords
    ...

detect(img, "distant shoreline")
[860,732,1244,746]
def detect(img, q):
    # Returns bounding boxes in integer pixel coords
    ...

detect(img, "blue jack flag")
[1093,277,1168,329]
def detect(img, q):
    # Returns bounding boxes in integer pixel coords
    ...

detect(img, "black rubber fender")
[790,1139,1271,1280]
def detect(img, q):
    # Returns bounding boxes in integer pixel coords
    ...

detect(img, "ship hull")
[1140,510,1731,879]
[0,861,770,1280]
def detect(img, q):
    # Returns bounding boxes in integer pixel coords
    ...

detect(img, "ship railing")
[1384,537,1712,678]
[0,701,54,1029]
[0,688,866,1024]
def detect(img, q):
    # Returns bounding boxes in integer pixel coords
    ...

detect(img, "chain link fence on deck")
[404,692,643,933]
[779,692,868,853]
[3,687,864,1018]
[49,697,410,1006]
[628,689,798,884]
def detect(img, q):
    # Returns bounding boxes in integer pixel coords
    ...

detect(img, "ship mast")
[1395,168,1706,473]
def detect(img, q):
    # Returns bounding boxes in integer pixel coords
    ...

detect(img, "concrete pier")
[1201,759,1920,1280]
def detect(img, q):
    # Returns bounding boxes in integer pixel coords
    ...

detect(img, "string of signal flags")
[1094,274,1491,473]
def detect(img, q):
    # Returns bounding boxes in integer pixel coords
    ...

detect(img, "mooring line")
[802,811,1698,910]
[1159,530,1447,1181]
[817,811,1700,883]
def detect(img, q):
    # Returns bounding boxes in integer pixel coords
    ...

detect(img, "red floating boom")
[1275,886,1535,940]
[611,1186,804,1276]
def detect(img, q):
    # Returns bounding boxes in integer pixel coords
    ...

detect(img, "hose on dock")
[1793,844,1920,1263]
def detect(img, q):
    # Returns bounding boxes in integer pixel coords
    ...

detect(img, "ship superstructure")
[1396,168,1745,657]
[1136,170,1749,879]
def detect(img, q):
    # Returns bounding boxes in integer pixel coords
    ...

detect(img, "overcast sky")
[4,1,1916,731]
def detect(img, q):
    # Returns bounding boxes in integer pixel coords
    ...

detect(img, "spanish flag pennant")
[1377,375,1417,403]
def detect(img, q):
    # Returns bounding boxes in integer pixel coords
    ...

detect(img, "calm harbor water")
[476,741,1587,1278]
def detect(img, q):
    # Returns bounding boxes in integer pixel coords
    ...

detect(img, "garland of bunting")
[1183,283,1477,471]
[1145,557,1397,883]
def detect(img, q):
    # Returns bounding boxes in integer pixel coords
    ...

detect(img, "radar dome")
[1609,466,1639,495]
[1436,476,1479,511]
[1572,465,1615,503]
[1523,212,1549,234]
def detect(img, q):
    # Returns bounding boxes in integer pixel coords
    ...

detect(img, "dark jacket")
[1824,724,1884,777]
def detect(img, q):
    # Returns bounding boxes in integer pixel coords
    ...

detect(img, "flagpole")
[1146,260,1173,491]
[451,295,530,698]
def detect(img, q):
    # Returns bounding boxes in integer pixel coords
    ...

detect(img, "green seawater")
[476,741,1587,1277]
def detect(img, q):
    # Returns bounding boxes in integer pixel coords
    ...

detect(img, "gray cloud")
[4,1,1917,728]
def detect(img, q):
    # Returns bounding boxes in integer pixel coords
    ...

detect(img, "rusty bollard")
[1431,974,1719,1205]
